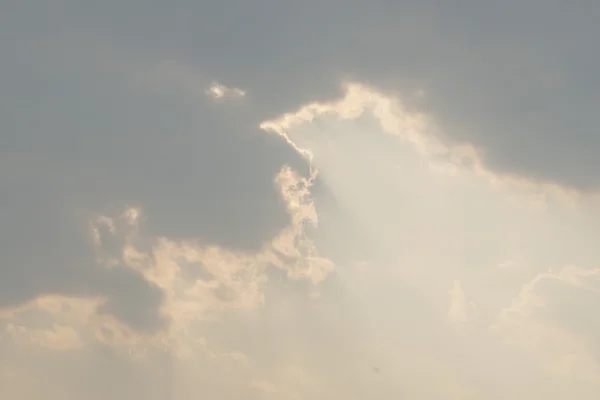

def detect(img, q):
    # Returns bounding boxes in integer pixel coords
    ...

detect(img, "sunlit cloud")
[5,2,600,398]
[255,82,600,397]
[206,81,246,100]
[1,164,331,366]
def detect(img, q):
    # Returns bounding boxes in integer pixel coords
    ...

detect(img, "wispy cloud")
[206,81,246,100]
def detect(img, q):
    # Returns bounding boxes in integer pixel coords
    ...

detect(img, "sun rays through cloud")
[4,2,600,398]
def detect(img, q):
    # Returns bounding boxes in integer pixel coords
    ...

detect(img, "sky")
[2,1,600,399]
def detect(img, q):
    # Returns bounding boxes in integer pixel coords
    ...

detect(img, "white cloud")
[255,82,600,397]
[129,59,246,102]
[260,82,582,204]
[206,81,246,100]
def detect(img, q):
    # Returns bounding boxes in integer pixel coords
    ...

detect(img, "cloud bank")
[3,1,600,398]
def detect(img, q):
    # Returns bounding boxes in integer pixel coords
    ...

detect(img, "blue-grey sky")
[3,1,600,398]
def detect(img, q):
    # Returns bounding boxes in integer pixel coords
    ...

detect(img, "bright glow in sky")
[3,2,600,399]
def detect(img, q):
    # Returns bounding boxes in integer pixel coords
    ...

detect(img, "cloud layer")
[3,1,600,398]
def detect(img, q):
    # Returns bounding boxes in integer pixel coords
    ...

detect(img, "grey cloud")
[12,0,598,190]
[0,185,165,332]
[0,14,311,331]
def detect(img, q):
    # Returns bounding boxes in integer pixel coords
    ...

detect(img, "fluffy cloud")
[253,84,600,398]
[491,266,600,382]
[1,160,331,357]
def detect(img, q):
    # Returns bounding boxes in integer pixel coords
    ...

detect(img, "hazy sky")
[3,1,600,399]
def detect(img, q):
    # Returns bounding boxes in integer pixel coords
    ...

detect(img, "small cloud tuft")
[206,81,246,100]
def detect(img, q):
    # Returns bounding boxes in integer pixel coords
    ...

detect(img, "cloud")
[4,62,600,397]
[6,1,600,192]
[4,1,600,398]
[0,187,166,333]
[448,280,475,324]
[491,266,600,382]
[206,81,246,100]
[252,84,600,398]
[261,81,583,203]
[0,43,312,340]
[2,162,331,361]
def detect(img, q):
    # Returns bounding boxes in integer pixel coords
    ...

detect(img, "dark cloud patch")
[0,179,165,332]
[93,268,167,333]
[0,13,310,332]
[16,0,599,190]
